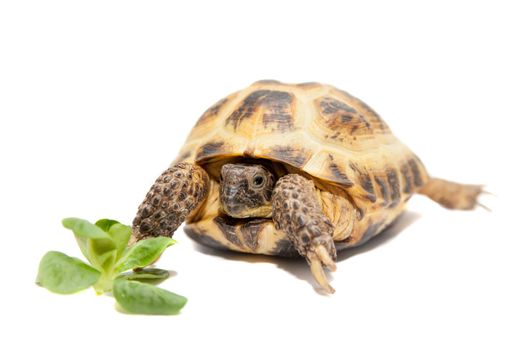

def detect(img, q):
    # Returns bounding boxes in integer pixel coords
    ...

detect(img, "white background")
[1,1,524,349]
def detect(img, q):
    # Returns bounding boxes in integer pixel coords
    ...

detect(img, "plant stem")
[93,272,114,294]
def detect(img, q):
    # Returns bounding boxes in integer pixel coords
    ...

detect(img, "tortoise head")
[219,163,274,218]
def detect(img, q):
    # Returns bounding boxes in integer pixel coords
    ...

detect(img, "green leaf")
[95,219,120,232]
[107,223,132,260]
[117,268,170,284]
[113,279,187,315]
[36,251,100,294]
[95,219,132,259]
[88,238,117,273]
[62,218,111,240]
[63,218,125,273]
[74,235,91,263]
[115,237,175,273]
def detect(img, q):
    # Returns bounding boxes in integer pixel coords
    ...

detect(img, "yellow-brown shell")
[176,80,429,247]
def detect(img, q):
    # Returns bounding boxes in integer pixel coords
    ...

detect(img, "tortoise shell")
[175,80,429,249]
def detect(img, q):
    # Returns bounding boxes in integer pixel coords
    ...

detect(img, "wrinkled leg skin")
[272,174,337,294]
[418,178,484,210]
[132,163,209,242]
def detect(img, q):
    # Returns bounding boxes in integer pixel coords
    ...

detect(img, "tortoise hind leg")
[418,178,485,210]
[132,162,209,242]
[272,174,337,294]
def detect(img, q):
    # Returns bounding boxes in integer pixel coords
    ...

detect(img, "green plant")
[36,217,187,315]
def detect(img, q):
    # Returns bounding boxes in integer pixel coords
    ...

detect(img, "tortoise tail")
[417,178,485,210]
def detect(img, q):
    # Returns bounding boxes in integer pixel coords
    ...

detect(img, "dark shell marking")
[373,170,403,207]
[349,162,377,202]
[184,225,229,251]
[320,97,357,115]
[400,163,412,194]
[334,88,388,130]
[212,216,269,250]
[315,96,383,138]
[268,145,311,168]
[225,90,295,132]
[360,173,376,202]
[196,141,225,161]
[408,158,423,187]
[270,239,300,257]
[328,154,353,187]
[213,216,243,247]
[348,158,415,208]
[386,168,401,206]
[374,176,389,205]
[240,219,266,250]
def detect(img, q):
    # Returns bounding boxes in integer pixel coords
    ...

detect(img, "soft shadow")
[193,241,279,264]
[337,210,421,261]
[148,267,178,279]
[191,210,421,294]
[114,302,182,316]
[193,241,324,292]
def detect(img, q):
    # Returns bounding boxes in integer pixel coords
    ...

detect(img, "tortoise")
[131,80,483,293]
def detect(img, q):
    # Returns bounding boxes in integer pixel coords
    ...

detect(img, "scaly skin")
[132,163,209,242]
[272,174,337,293]
[418,178,484,210]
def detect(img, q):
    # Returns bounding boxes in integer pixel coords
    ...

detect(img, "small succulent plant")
[36,217,187,315]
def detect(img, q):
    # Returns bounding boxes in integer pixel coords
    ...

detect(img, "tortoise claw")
[315,244,337,272]
[307,239,337,294]
[308,250,335,294]
[477,186,496,212]
[477,201,492,212]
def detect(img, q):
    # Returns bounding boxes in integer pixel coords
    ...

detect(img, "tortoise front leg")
[132,162,209,242]
[272,174,337,293]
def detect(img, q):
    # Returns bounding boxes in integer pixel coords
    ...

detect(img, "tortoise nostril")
[224,187,237,197]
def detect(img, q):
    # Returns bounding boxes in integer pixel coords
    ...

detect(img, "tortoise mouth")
[220,201,253,218]
[215,214,272,227]
[221,205,273,219]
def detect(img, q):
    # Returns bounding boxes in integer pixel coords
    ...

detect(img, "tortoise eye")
[253,175,264,188]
